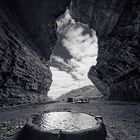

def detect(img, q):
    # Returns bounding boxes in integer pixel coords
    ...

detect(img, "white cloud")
[62,18,98,80]
[52,55,68,66]
[57,9,75,33]
[48,67,92,99]
[48,10,98,99]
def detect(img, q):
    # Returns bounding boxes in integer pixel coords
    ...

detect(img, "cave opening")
[48,9,102,100]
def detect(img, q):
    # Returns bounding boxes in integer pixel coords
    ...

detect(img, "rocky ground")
[0,101,140,140]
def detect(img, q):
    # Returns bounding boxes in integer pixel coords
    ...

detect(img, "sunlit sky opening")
[48,9,98,99]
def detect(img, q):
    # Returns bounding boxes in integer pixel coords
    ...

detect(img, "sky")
[48,9,98,99]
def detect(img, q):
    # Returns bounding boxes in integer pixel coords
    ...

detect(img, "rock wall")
[71,0,140,100]
[0,0,70,107]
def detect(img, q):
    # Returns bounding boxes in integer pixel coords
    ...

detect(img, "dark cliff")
[0,0,70,107]
[71,0,140,101]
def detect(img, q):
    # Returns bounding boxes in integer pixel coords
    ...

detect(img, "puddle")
[32,112,97,132]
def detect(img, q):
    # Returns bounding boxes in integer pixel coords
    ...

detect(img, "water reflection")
[32,112,97,132]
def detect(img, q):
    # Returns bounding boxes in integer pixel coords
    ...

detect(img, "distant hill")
[56,85,103,101]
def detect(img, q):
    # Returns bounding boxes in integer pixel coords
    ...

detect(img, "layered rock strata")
[0,0,70,107]
[71,0,140,100]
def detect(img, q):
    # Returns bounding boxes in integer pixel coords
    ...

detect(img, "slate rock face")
[0,0,70,107]
[71,0,140,100]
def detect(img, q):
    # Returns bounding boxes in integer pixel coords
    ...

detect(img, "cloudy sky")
[48,10,98,99]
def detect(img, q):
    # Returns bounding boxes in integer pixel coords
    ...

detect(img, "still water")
[32,112,97,132]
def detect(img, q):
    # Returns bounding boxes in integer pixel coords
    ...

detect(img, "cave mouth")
[48,9,101,100]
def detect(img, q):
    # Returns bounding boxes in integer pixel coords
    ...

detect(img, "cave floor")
[0,101,140,140]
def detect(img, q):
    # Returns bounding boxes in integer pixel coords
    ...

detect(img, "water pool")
[17,112,106,140]
[32,112,98,132]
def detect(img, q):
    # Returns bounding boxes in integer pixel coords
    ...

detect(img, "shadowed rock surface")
[71,0,140,100]
[0,0,70,107]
